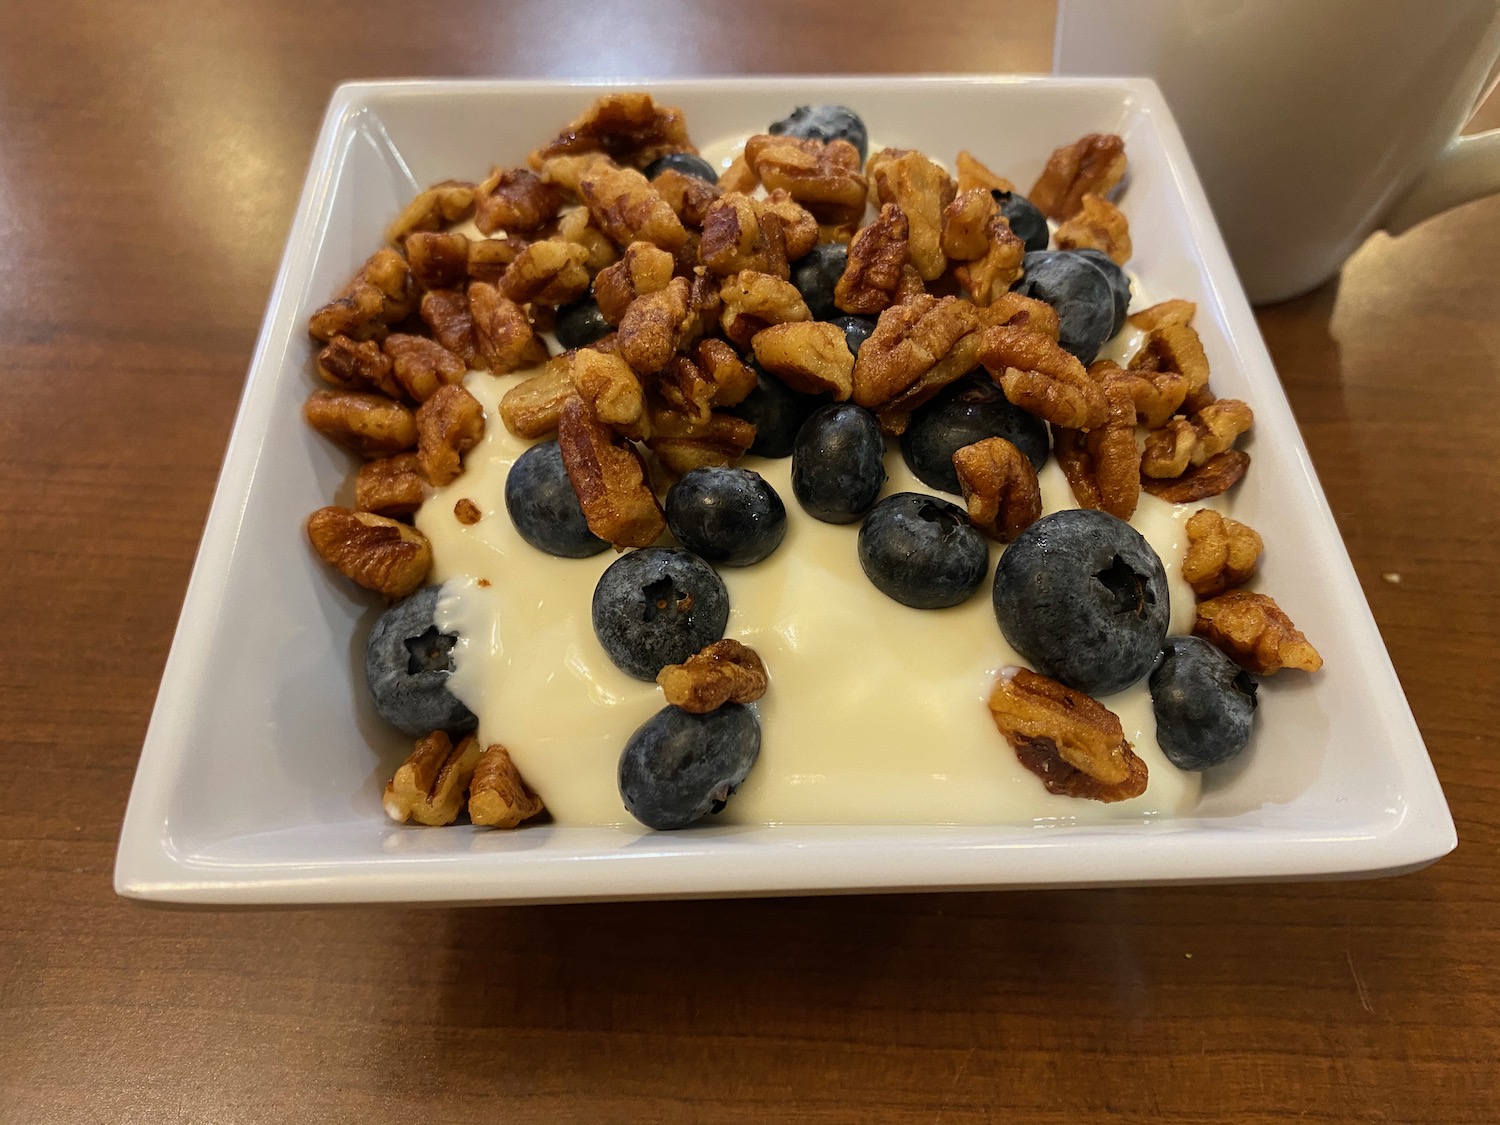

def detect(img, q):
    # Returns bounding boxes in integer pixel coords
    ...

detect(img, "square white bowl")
[115,76,1455,905]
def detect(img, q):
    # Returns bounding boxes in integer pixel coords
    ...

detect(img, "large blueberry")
[1073,248,1131,335]
[791,402,886,524]
[592,548,730,681]
[1012,250,1124,365]
[618,704,761,830]
[728,364,821,459]
[992,190,1049,253]
[665,466,787,567]
[504,440,609,558]
[993,509,1170,696]
[858,493,989,609]
[830,314,878,357]
[768,104,868,162]
[1149,636,1258,770]
[643,151,719,184]
[900,374,1049,494]
[792,242,848,320]
[554,295,612,350]
[364,585,477,738]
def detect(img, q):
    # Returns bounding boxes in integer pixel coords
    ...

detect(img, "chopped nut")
[1141,449,1251,503]
[385,180,476,243]
[1129,321,1211,410]
[657,355,716,425]
[1054,193,1132,264]
[1129,299,1196,331]
[873,327,985,436]
[464,235,528,285]
[953,437,1042,542]
[303,389,417,458]
[751,321,854,400]
[420,288,478,367]
[577,156,688,252]
[651,167,723,228]
[698,192,789,279]
[953,214,1026,306]
[940,189,998,262]
[977,292,1061,340]
[955,150,1015,194]
[694,338,756,407]
[1182,509,1264,597]
[1054,363,1152,520]
[382,333,466,402]
[306,506,432,597]
[316,335,402,398]
[1028,133,1127,220]
[355,453,427,517]
[616,275,692,375]
[499,360,573,438]
[404,230,472,290]
[1141,399,1254,477]
[569,347,646,438]
[383,732,483,826]
[1091,358,1186,430]
[1140,416,1196,478]
[1051,426,1102,510]
[308,248,414,342]
[557,394,665,547]
[656,639,769,713]
[834,203,910,315]
[593,241,677,323]
[988,667,1148,802]
[554,206,620,274]
[468,282,549,373]
[454,497,482,525]
[743,133,868,225]
[495,239,591,306]
[759,189,819,261]
[474,167,565,235]
[979,325,1109,430]
[867,147,956,281]
[646,407,756,474]
[719,269,812,347]
[468,744,546,828]
[852,295,983,411]
[415,383,485,486]
[530,92,695,169]
[717,153,758,194]
[1195,591,1322,674]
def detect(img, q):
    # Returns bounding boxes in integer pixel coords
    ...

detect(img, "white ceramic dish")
[114,76,1455,905]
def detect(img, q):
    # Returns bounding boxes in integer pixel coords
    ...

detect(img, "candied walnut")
[751,321,854,400]
[306,506,431,597]
[404,231,471,290]
[694,338,756,407]
[1129,321,1211,411]
[1182,509,1264,597]
[1129,299,1196,331]
[867,147,957,281]
[1141,399,1254,477]
[530,92,695,169]
[1195,591,1322,675]
[1090,358,1186,430]
[979,325,1108,430]
[743,133,868,226]
[1196,399,1254,460]
[557,394,665,547]
[554,206,619,274]
[954,215,1026,306]
[308,248,414,342]
[617,275,699,375]
[658,355,716,425]
[468,744,546,829]
[454,498,481,525]
[988,667,1148,802]
[316,335,401,398]
[303,389,417,458]
[355,453,427,517]
[955,150,1015,194]
[759,189,819,261]
[698,192,789,280]
[851,295,982,414]
[385,180,476,243]
[1141,416,1196,479]
[474,167,565,235]
[415,383,484,486]
[382,333,466,402]
[593,241,676,323]
[383,732,482,827]
[1054,193,1132,264]
[652,167,723,228]
[499,361,573,439]
[718,153,758,194]
[646,408,756,475]
[468,282,549,373]
[577,157,688,252]
[1141,449,1251,503]
[657,639,769,714]
[496,239,591,306]
[977,292,1061,340]
[940,189,998,262]
[1029,133,1127,221]
[464,236,526,285]
[953,437,1042,542]
[420,288,478,366]
[719,269,812,347]
[834,203,910,315]
[568,347,646,438]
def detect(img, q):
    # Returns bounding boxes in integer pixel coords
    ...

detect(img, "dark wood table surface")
[3,1,1497,1120]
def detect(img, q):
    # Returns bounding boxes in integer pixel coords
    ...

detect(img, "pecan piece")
[652,167,723,228]
[1140,416,1197,478]
[496,239,591,306]
[464,235,528,285]
[569,347,646,438]
[382,333,466,403]
[955,150,1015,194]
[474,167,565,235]
[308,248,413,342]
[316,335,401,398]
[383,732,483,826]
[719,269,812,347]
[1195,591,1322,675]
[468,744,547,828]
[593,240,676,323]
[355,452,427,518]
[1083,366,1142,520]
[1129,299,1196,331]
[834,203,910,315]
[953,214,1026,306]
[303,389,417,458]
[554,206,619,274]
[979,326,1108,430]
[717,153,758,194]
[977,292,1061,340]
[577,157,688,252]
[557,394,665,547]
[1142,400,1254,477]
[657,355,717,425]
[759,189,819,261]
[1028,133,1127,220]
[656,639,769,714]
[499,360,573,438]
[867,147,956,281]
[617,275,695,375]
[698,192,789,279]
[852,295,983,411]
[306,506,432,597]
[940,189,998,261]
[415,383,484,486]
[953,437,1042,542]
[1141,450,1251,503]
[1051,426,1102,510]
[420,288,478,367]
[530,92,695,169]
[743,133,868,225]
[1182,509,1264,597]
[454,498,482,525]
[1054,193,1132,264]
[694,338,756,407]
[468,282,549,373]
[1091,358,1185,430]
[646,408,756,475]
[1129,321,1212,412]
[751,321,854,400]
[385,180,476,243]
[404,230,471,290]
[988,667,1148,802]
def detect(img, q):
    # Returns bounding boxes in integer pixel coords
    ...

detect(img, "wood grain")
[2,1,1498,1121]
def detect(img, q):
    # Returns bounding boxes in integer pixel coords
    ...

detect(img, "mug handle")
[1384,57,1500,234]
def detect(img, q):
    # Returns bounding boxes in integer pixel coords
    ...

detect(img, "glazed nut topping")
[834,203,910,315]
[303,389,417,458]
[751,321,855,401]
[1027,132,1127,221]
[529,92,694,169]
[698,192,790,279]
[382,333,466,403]
[593,241,676,323]
[852,294,982,411]
[468,282,549,374]
[743,133,868,225]
[1129,298,1196,331]
[1141,449,1251,503]
[577,157,689,252]
[939,189,998,262]
[1052,365,1141,521]
[955,149,1015,194]
[952,214,1026,307]
[867,147,956,281]
[651,167,724,228]
[405,231,473,290]
[1182,509,1264,597]
[415,383,485,487]
[979,325,1109,431]
[568,347,647,438]
[694,338,757,407]
[355,453,428,518]
[383,732,483,826]
[468,744,547,828]
[1053,192,1133,265]
[988,667,1149,803]
[953,437,1042,542]
[1141,399,1254,479]
[474,167,564,235]
[308,248,414,342]
[556,394,666,547]
[645,407,756,475]
[977,291,1061,341]
[618,275,695,374]
[1129,321,1212,411]
[316,335,401,399]
[719,269,812,347]
[656,638,769,713]
[306,506,432,598]
[499,360,573,439]
[497,239,591,307]
[420,288,479,366]
[454,497,482,525]
[759,189,820,260]
[1194,591,1322,675]
[385,180,476,244]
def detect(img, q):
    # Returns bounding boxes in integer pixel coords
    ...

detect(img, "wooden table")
[3,1,1497,1120]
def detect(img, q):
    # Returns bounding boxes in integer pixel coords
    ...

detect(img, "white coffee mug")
[1055,0,1500,304]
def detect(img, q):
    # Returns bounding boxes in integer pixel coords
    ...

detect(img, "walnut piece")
[1182,509,1264,597]
[645,408,756,475]
[383,732,483,826]
[468,282,549,373]
[306,506,432,597]
[852,295,983,412]
[834,203,909,315]
[617,275,694,375]
[979,325,1109,431]
[496,239,591,306]
[953,437,1042,542]
[593,241,677,323]
[530,92,695,169]
[1141,399,1254,478]
[499,360,572,439]
[1028,133,1127,220]
[474,167,564,235]
[1129,299,1196,331]
[694,338,756,407]
[1141,450,1251,503]
[577,157,688,252]
[940,189,998,262]
[698,192,789,280]
[404,231,472,290]
[759,190,819,260]
[382,333,466,403]
[464,235,527,285]
[316,335,401,399]
[1195,591,1322,675]
[953,214,1026,306]
[453,498,481,525]
[1054,193,1132,264]
[415,383,485,486]
[554,206,620,274]
[1129,321,1212,412]
[718,153,758,194]
[867,147,956,281]
[651,167,723,228]
[308,248,413,342]
[751,321,854,400]
[719,269,812,347]
[569,347,647,438]
[385,181,475,244]
[557,394,665,547]
[955,150,1015,194]
[420,289,478,366]
[355,453,427,517]
[656,639,769,713]
[988,667,1148,802]
[743,133,868,225]
[303,389,417,458]
[468,744,547,828]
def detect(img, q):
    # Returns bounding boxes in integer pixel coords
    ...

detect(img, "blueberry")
[618,704,761,830]
[1073,248,1131,334]
[858,493,989,609]
[992,509,1170,696]
[1149,636,1258,770]
[643,151,719,184]
[554,295,612,350]
[364,586,477,738]
[992,190,1049,254]
[791,402,886,524]
[504,440,609,558]
[592,547,730,681]
[1012,250,1125,365]
[665,467,787,567]
[830,314,877,357]
[792,243,847,320]
[900,374,1049,494]
[728,363,821,458]
[768,104,868,163]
